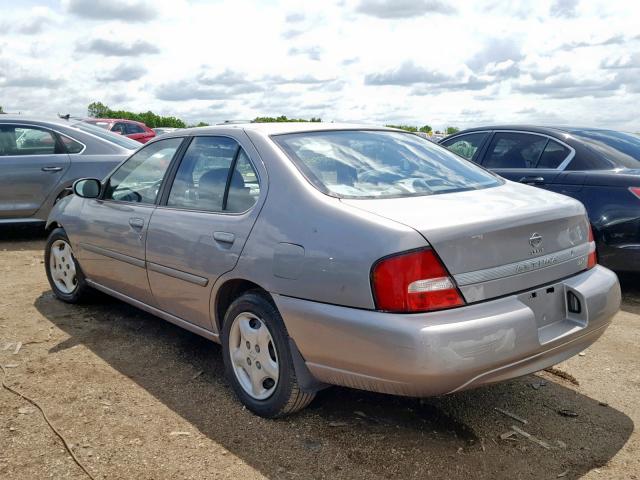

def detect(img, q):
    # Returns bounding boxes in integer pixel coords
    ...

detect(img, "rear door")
[0,124,70,218]
[145,134,265,330]
[75,137,185,305]
[480,131,571,189]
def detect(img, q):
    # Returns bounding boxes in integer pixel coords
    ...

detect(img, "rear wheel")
[45,228,92,303]
[222,291,315,418]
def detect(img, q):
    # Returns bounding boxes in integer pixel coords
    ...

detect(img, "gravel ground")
[1,225,638,480]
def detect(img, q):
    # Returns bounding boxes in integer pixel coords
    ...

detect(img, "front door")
[145,135,265,330]
[0,124,70,218]
[76,137,185,305]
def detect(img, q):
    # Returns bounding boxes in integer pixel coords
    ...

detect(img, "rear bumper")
[274,265,620,396]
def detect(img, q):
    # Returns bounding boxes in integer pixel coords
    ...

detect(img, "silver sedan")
[0,116,138,225]
[44,123,621,417]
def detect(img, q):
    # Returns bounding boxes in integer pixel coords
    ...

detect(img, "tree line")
[84,103,457,134]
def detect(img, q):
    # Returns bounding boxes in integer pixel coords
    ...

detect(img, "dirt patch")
[1,226,638,479]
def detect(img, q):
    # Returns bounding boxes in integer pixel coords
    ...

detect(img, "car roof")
[449,125,619,137]
[163,122,402,138]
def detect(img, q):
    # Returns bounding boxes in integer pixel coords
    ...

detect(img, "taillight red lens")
[587,224,597,269]
[630,187,640,200]
[371,249,465,313]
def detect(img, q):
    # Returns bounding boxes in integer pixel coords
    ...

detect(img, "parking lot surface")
[1,226,638,479]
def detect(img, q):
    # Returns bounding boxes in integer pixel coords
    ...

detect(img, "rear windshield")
[71,121,139,150]
[570,130,640,169]
[273,130,501,199]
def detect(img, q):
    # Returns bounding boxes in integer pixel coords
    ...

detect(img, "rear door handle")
[129,217,145,229]
[213,231,235,244]
[519,176,545,185]
[42,166,63,172]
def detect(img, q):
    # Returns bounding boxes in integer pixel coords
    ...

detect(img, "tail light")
[371,248,465,313]
[630,187,640,200]
[587,224,597,269]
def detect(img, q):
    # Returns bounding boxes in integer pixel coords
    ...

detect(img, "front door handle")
[42,166,63,172]
[213,231,235,244]
[519,176,545,185]
[129,217,145,230]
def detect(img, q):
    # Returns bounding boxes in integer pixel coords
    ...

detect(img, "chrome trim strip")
[454,243,590,286]
[85,279,219,342]
[79,243,146,269]
[147,262,209,287]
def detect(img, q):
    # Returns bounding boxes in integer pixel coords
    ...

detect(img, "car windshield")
[273,130,501,199]
[71,121,139,150]
[570,130,640,169]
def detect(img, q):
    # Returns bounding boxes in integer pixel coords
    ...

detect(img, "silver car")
[44,123,621,418]
[0,116,139,225]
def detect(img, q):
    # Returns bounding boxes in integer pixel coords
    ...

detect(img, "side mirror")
[73,178,101,198]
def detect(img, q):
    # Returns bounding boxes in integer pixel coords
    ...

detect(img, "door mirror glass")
[73,178,101,198]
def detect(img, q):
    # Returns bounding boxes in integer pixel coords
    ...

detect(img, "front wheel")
[45,228,92,303]
[222,291,315,418]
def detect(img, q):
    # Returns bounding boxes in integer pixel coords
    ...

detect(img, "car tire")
[222,290,315,418]
[45,227,92,303]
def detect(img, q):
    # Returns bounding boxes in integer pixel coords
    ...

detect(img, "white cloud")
[0,0,639,130]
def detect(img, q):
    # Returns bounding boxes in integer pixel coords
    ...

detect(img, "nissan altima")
[44,123,621,418]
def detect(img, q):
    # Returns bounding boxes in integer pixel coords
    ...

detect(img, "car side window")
[103,138,183,204]
[167,136,260,213]
[441,133,488,161]
[537,139,570,169]
[112,123,126,135]
[0,126,59,156]
[126,123,145,134]
[60,135,84,154]
[484,132,547,169]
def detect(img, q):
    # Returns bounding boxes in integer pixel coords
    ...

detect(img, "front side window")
[0,125,58,156]
[273,130,500,199]
[104,138,183,204]
[442,132,488,161]
[167,136,260,213]
[484,132,548,169]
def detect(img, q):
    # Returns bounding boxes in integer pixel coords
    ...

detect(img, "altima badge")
[529,232,544,255]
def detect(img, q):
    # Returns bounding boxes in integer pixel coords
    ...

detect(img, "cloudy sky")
[0,0,639,130]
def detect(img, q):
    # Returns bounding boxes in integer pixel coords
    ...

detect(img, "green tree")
[87,101,110,118]
[252,115,321,123]
[419,125,432,134]
[385,124,418,132]
[446,126,460,135]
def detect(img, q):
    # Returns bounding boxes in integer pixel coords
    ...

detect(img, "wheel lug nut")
[255,345,260,353]
[256,361,261,369]
[247,358,251,366]
[246,341,250,349]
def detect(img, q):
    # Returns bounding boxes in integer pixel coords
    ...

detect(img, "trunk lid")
[342,181,591,302]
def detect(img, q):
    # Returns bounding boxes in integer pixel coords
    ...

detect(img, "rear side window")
[60,135,84,154]
[484,132,547,169]
[441,132,488,161]
[104,138,183,204]
[537,140,570,168]
[126,123,145,134]
[167,136,260,213]
[0,125,59,156]
[273,130,500,199]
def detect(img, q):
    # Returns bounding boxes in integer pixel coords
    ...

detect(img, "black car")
[440,126,640,272]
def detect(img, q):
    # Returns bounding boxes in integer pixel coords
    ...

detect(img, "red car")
[84,118,156,144]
